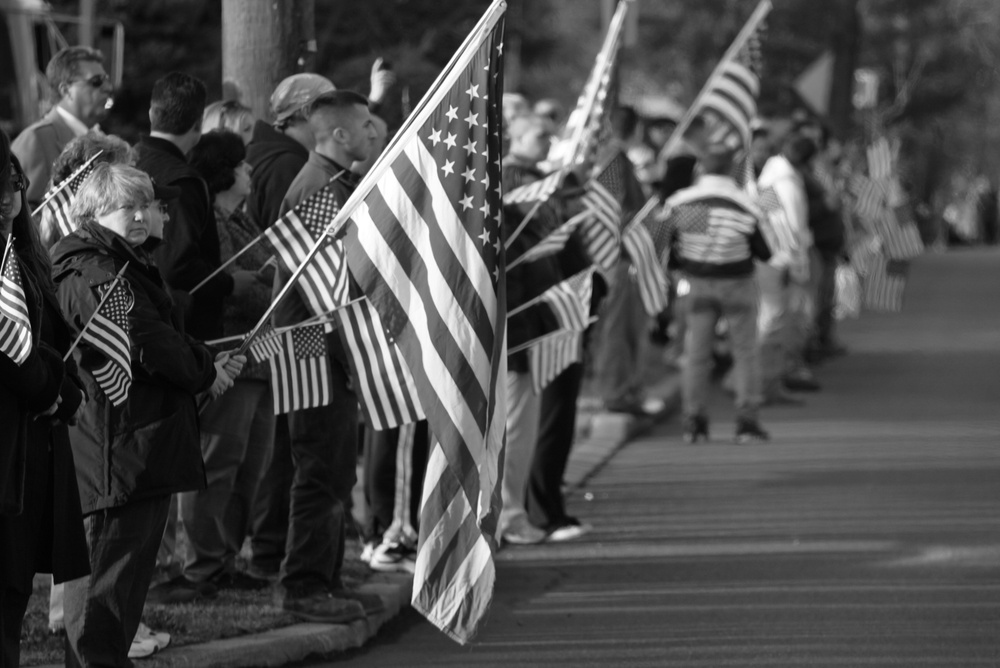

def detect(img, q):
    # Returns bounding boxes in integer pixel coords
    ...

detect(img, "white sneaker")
[547,522,592,543]
[133,622,171,653]
[128,635,158,660]
[368,541,417,573]
[501,523,546,546]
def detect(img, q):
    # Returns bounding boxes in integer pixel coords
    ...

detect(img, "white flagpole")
[658,0,772,160]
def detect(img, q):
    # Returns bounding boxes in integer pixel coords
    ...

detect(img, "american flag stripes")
[335,298,425,431]
[268,323,332,414]
[246,324,283,365]
[81,280,133,406]
[873,209,923,260]
[528,329,582,394]
[580,153,629,273]
[0,240,32,365]
[622,216,669,316]
[864,257,907,312]
[757,185,800,255]
[38,154,101,241]
[264,185,350,318]
[502,170,562,205]
[536,271,591,332]
[507,211,586,268]
[341,4,506,643]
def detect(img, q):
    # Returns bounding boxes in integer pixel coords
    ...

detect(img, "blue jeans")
[591,260,648,407]
[682,275,760,421]
[64,496,171,667]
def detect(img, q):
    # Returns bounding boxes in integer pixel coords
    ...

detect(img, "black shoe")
[735,418,769,443]
[210,569,270,591]
[682,415,709,443]
[147,576,217,605]
[281,592,366,624]
[783,370,821,392]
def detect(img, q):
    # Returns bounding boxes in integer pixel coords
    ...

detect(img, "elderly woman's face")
[97,204,150,246]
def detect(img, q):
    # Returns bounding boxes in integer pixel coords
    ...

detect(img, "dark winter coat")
[50,221,215,514]
[134,135,232,341]
[245,120,310,232]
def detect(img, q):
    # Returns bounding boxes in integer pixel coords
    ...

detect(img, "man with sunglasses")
[12,46,113,209]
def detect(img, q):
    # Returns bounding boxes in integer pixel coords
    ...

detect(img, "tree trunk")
[828,0,860,138]
[221,0,316,122]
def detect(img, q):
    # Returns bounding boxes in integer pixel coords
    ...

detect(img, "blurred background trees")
[46,0,1000,217]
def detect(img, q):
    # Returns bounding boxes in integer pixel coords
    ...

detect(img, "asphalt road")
[315,249,1000,667]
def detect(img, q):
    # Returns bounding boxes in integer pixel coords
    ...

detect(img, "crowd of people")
[0,42,861,667]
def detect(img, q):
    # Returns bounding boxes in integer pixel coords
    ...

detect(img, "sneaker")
[735,418,769,443]
[501,522,546,546]
[368,541,416,574]
[329,587,386,615]
[547,521,592,543]
[682,414,709,443]
[128,634,158,660]
[360,540,379,565]
[134,622,170,652]
[210,569,269,591]
[281,592,366,624]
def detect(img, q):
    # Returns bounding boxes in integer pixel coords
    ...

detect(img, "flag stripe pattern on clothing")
[40,160,98,240]
[268,323,332,414]
[342,12,507,644]
[336,298,425,431]
[264,185,350,317]
[0,245,32,365]
[81,280,133,406]
[529,329,582,394]
[622,220,669,316]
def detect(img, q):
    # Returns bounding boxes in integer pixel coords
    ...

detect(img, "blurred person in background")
[202,100,256,145]
[13,46,114,209]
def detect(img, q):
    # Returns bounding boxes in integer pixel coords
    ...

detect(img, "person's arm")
[0,340,65,413]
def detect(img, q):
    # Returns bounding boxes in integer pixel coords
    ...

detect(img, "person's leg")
[362,426,399,546]
[64,497,171,668]
[815,251,839,349]
[180,382,258,582]
[591,261,644,410]
[0,586,31,668]
[527,362,584,530]
[682,278,720,423]
[226,381,275,559]
[722,278,761,421]
[249,414,292,577]
[280,357,358,596]
[756,263,792,399]
[499,371,543,540]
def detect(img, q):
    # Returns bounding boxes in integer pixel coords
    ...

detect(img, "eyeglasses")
[76,73,112,89]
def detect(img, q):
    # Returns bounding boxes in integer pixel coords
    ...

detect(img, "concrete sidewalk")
[40,374,679,668]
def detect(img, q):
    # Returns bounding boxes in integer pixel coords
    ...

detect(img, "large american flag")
[0,242,32,365]
[264,185,350,318]
[335,297,425,431]
[341,4,507,644]
[38,153,101,241]
[579,153,629,274]
[82,279,133,406]
[268,323,332,414]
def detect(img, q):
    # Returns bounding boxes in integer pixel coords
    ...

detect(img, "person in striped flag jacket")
[651,144,772,443]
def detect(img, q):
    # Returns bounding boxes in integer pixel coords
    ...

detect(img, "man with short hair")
[270,90,382,623]
[134,72,257,343]
[13,46,113,208]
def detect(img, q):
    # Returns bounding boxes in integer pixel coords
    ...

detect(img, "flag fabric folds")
[81,280,133,406]
[268,323,332,414]
[39,157,99,241]
[264,185,351,318]
[335,298,425,431]
[507,211,586,268]
[579,153,630,274]
[0,241,32,365]
[246,324,283,365]
[864,257,906,312]
[621,214,669,316]
[340,4,507,644]
[502,170,562,206]
[528,329,582,394]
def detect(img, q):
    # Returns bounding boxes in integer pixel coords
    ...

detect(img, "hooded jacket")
[50,221,215,513]
[245,120,310,231]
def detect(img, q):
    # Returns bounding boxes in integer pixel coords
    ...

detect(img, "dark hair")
[306,90,370,118]
[189,130,246,196]
[611,105,639,141]
[1,129,55,294]
[46,46,104,102]
[51,133,134,185]
[150,72,207,134]
[784,133,818,167]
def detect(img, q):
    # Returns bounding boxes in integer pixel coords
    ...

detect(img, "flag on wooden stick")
[0,238,32,365]
[81,279,133,406]
[268,323,332,414]
[338,1,507,643]
[37,152,102,241]
[621,200,669,316]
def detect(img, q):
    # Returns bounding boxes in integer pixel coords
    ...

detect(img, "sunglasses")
[77,73,112,89]
[9,169,28,193]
